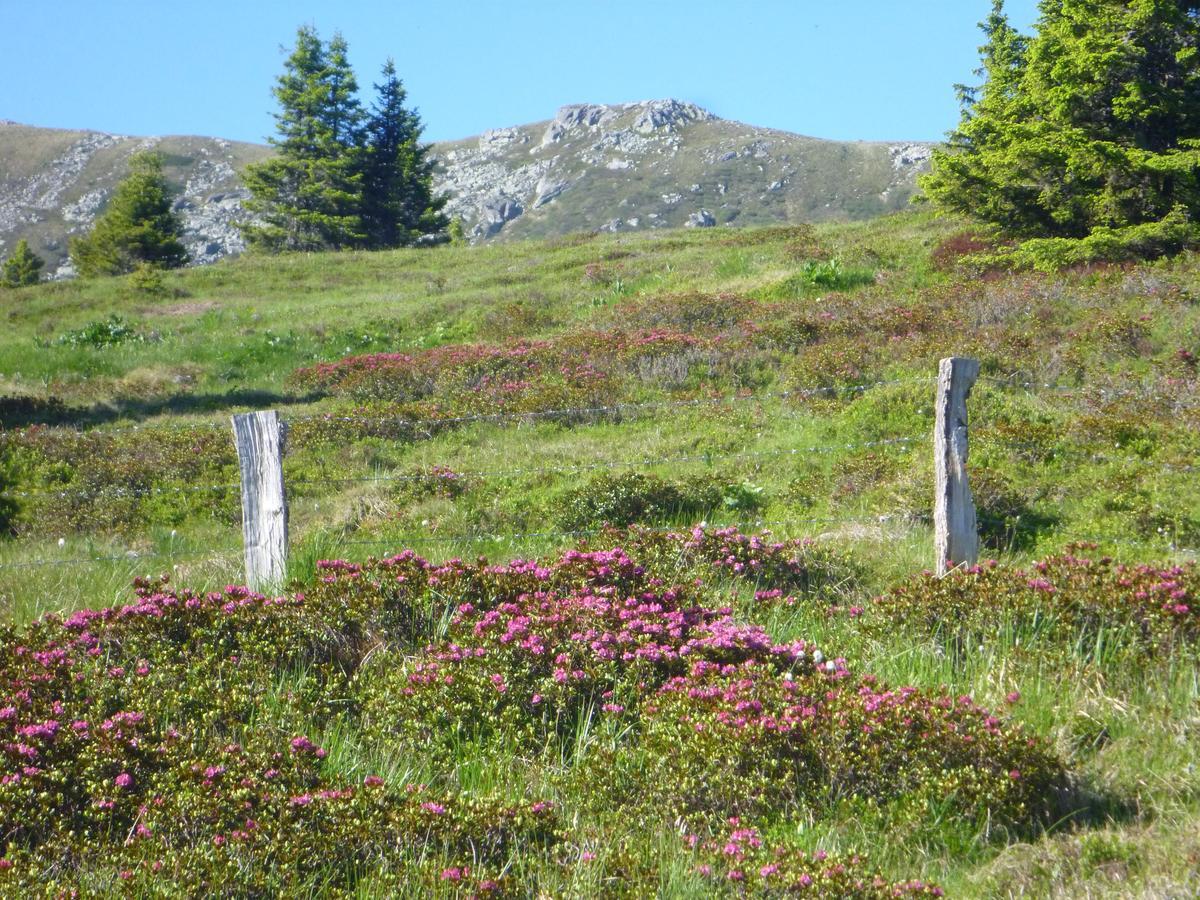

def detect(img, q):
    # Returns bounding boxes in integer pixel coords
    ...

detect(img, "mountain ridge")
[0,99,934,277]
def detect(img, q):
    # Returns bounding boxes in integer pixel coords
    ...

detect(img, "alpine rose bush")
[0,528,1065,892]
[875,550,1200,660]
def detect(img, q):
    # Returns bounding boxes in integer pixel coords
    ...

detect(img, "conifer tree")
[360,60,448,248]
[241,27,367,251]
[70,152,188,277]
[1,239,45,287]
[922,0,1200,255]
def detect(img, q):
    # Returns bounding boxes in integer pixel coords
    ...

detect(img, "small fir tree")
[70,151,188,277]
[241,27,367,251]
[1,239,45,287]
[360,59,448,248]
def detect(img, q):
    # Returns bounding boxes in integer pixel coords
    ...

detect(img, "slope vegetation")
[0,213,1197,895]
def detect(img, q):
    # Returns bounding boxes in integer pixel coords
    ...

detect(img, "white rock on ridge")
[61,189,107,227]
[177,190,254,265]
[480,127,526,148]
[685,209,716,228]
[632,99,715,134]
[556,103,621,130]
[889,143,933,172]
[0,132,121,234]
[540,104,618,146]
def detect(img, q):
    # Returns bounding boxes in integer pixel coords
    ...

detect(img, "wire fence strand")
[2,435,924,502]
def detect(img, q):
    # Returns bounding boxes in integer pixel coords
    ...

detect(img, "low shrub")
[555,471,735,530]
[606,291,756,334]
[875,551,1199,661]
[756,259,876,300]
[0,527,1065,891]
[390,464,471,504]
[0,425,239,534]
[930,231,1001,271]
[47,315,147,349]
[682,820,945,896]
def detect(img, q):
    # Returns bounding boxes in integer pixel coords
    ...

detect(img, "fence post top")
[938,356,980,376]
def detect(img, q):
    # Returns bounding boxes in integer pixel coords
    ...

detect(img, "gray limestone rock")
[534,179,569,208]
[474,199,524,238]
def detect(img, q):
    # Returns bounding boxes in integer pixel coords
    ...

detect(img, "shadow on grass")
[1051,775,1141,835]
[979,510,1063,554]
[0,389,323,430]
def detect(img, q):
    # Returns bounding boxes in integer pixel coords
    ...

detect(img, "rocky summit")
[0,100,933,275]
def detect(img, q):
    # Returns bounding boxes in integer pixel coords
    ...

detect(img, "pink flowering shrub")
[336,532,1062,831]
[0,582,557,893]
[684,820,944,897]
[287,327,754,410]
[875,550,1200,660]
[0,426,240,534]
[0,527,1062,892]
[579,658,1060,830]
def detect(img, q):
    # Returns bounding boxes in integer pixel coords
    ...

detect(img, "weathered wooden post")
[232,411,288,591]
[934,357,980,576]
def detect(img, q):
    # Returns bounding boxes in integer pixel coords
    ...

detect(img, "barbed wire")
[0,515,926,572]
[328,516,927,550]
[978,375,1200,408]
[1,379,930,439]
[7,374,1198,442]
[5,515,1196,574]
[973,435,1200,474]
[0,544,243,573]
[2,435,923,502]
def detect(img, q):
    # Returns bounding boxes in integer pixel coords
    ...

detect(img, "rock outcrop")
[0,100,936,273]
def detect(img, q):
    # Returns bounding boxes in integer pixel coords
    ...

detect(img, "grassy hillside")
[0,212,1198,895]
[0,121,270,272]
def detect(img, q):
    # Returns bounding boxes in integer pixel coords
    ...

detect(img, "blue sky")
[1,1,1041,144]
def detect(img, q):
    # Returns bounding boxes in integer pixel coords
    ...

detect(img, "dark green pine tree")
[360,60,448,248]
[241,27,367,252]
[922,0,1200,252]
[70,151,188,277]
[1,238,45,287]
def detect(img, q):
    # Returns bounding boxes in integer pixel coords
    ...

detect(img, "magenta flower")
[114,772,133,789]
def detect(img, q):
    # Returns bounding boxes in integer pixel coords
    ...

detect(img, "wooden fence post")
[934,357,980,576]
[232,411,288,591]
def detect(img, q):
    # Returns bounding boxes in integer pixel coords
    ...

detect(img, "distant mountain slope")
[439,100,933,242]
[0,122,270,277]
[0,101,932,276]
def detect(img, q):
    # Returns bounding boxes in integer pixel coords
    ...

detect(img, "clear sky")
[0,0,1041,145]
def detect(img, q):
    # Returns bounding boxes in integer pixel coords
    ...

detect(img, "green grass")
[1,210,1200,895]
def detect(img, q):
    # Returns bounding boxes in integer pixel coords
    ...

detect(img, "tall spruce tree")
[241,27,367,252]
[1,239,45,287]
[360,60,448,248]
[70,152,188,277]
[922,0,1200,254]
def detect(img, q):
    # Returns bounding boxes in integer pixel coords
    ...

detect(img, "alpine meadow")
[0,3,1199,898]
